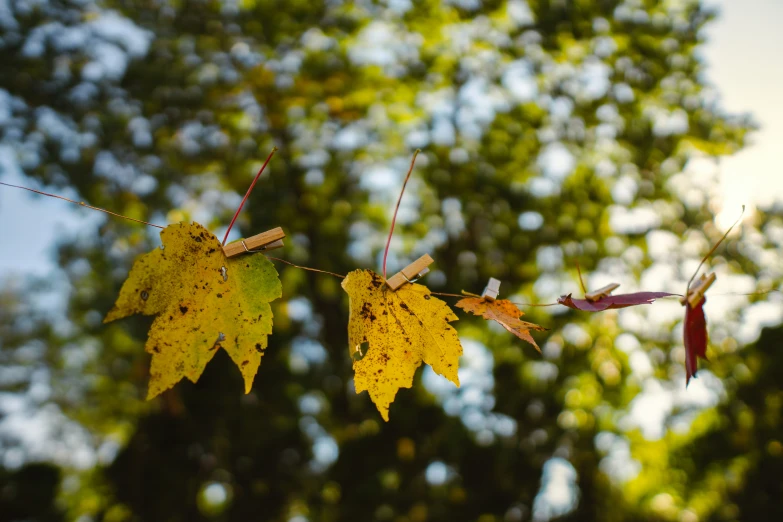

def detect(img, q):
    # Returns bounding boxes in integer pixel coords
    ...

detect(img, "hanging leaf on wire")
[455,278,546,352]
[4,150,290,398]
[557,291,676,312]
[680,207,743,385]
[105,222,282,398]
[557,266,675,312]
[342,269,462,421]
[102,149,283,397]
[341,150,463,420]
[683,294,708,385]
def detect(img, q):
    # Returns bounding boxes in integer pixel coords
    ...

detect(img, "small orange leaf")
[455,298,546,352]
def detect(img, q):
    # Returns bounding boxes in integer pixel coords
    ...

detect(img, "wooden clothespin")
[482,278,501,301]
[222,227,285,258]
[386,254,434,290]
[680,273,716,308]
[585,283,620,302]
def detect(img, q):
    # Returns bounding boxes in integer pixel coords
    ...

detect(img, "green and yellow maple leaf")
[342,269,463,421]
[105,222,281,398]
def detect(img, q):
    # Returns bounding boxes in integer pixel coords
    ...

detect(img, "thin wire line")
[429,291,561,307]
[709,289,781,297]
[262,264,564,307]
[259,251,783,304]
[0,181,164,229]
[264,256,346,279]
[429,291,467,299]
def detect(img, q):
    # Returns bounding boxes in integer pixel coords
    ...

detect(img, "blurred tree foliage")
[1,0,783,521]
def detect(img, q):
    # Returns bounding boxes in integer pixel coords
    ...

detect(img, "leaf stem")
[0,181,164,229]
[685,206,745,298]
[382,150,421,280]
[222,147,278,245]
[575,260,587,295]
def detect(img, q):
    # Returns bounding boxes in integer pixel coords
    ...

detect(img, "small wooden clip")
[585,283,620,302]
[680,272,716,308]
[386,254,434,291]
[222,227,285,258]
[482,278,501,301]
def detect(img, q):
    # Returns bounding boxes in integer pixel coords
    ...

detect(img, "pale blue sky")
[0,146,101,276]
[703,0,783,223]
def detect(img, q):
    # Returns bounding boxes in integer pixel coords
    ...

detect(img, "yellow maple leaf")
[455,297,546,352]
[104,222,282,398]
[341,269,462,421]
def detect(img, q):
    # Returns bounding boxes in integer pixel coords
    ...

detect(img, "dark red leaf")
[557,292,675,312]
[684,297,708,386]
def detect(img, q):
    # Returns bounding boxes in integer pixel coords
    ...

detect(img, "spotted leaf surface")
[105,222,281,398]
[342,269,462,421]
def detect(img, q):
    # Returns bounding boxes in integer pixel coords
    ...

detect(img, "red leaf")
[684,297,708,386]
[557,292,675,312]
